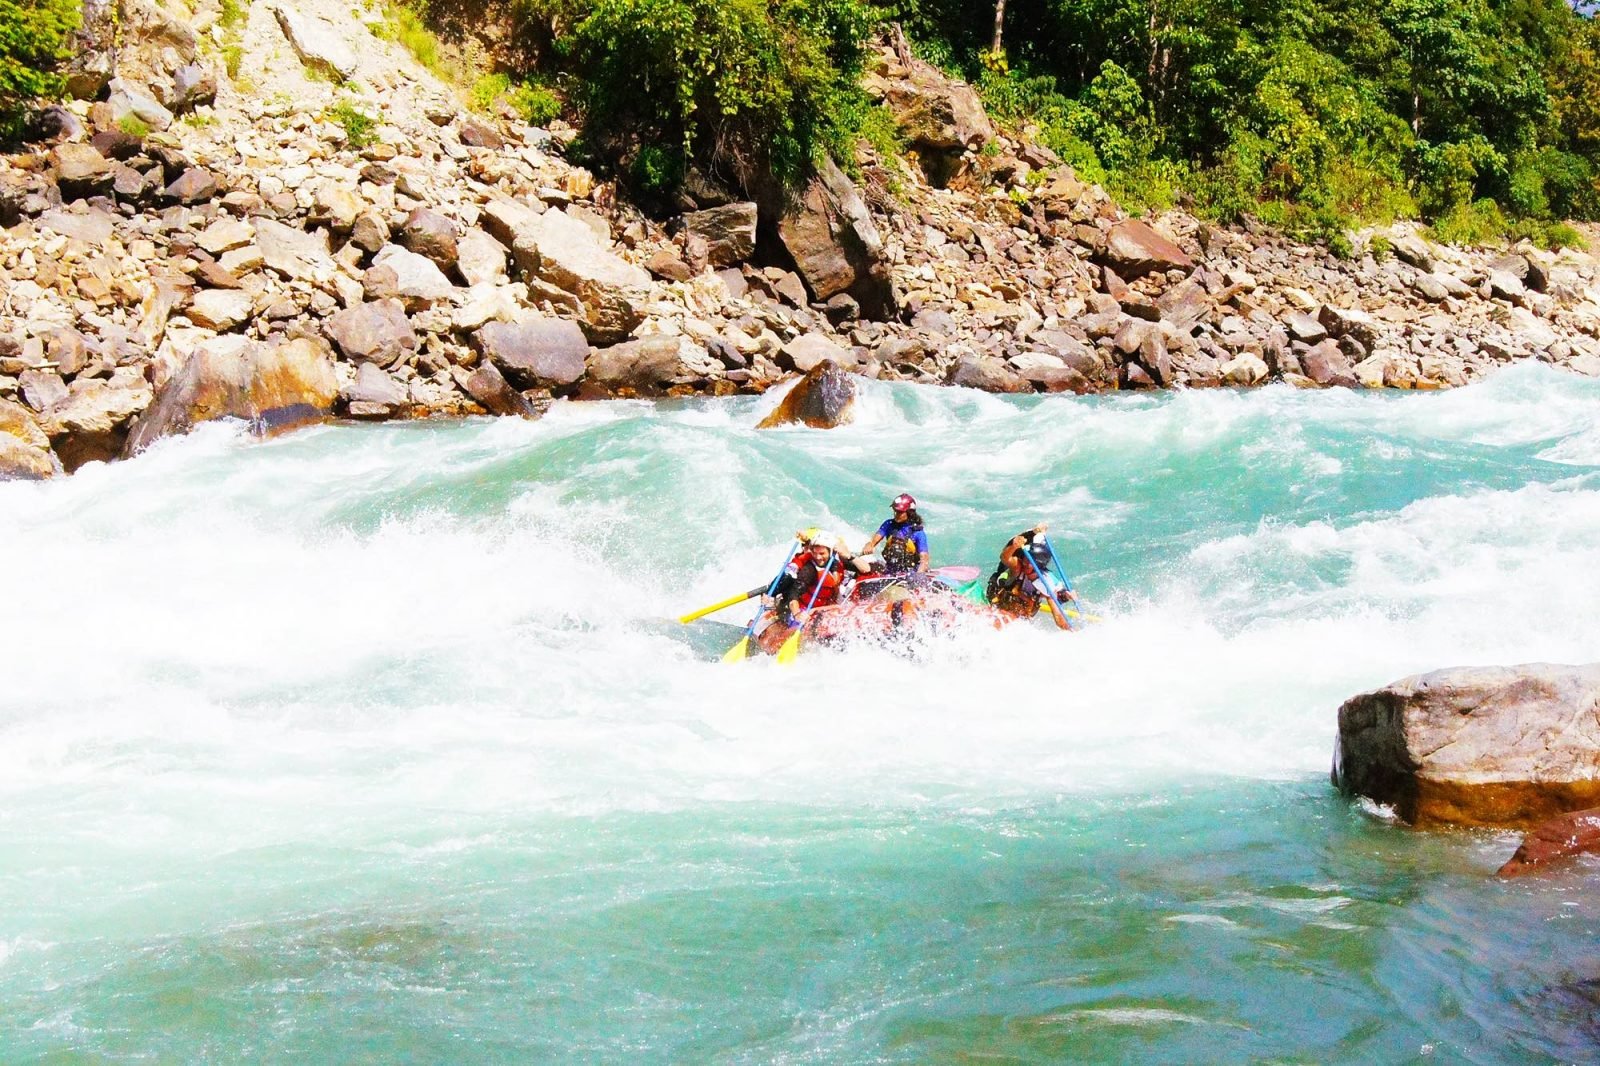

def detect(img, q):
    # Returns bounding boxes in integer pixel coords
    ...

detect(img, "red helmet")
[891,493,916,513]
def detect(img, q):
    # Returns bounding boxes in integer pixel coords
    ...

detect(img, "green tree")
[0,0,81,136]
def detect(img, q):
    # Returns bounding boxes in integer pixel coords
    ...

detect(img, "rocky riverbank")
[5,0,1600,479]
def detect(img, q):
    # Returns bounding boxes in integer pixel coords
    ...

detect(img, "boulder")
[51,144,114,200]
[484,201,650,343]
[161,167,219,205]
[271,3,359,81]
[1497,808,1600,877]
[1317,304,1382,350]
[125,336,339,455]
[1300,339,1358,388]
[460,359,538,419]
[38,374,154,470]
[20,369,69,411]
[1333,663,1600,827]
[1219,352,1269,386]
[170,63,217,114]
[949,353,1030,393]
[676,202,758,268]
[400,207,460,272]
[455,228,508,286]
[371,244,455,308]
[324,299,417,367]
[1103,219,1194,279]
[341,361,408,418]
[186,288,254,331]
[472,318,588,388]
[255,218,337,284]
[587,335,713,394]
[106,77,174,132]
[779,333,855,374]
[774,157,896,320]
[0,400,60,480]
[756,359,857,428]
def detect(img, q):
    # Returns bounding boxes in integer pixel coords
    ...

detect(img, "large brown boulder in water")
[1497,807,1600,877]
[757,360,856,429]
[124,336,338,456]
[1334,663,1600,827]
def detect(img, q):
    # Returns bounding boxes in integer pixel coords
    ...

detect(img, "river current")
[4,364,1600,1061]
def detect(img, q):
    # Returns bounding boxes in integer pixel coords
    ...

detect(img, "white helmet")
[809,529,836,549]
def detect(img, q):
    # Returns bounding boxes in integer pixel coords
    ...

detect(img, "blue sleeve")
[913,530,929,553]
[877,519,893,537]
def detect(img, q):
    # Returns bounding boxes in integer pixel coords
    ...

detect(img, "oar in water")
[775,551,837,665]
[722,539,802,663]
[1020,545,1074,631]
[1041,533,1083,631]
[678,585,767,624]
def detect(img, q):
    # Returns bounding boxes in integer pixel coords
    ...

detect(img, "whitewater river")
[4,364,1600,1061]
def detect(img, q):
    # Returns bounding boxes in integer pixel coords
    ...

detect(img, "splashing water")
[4,363,1600,1062]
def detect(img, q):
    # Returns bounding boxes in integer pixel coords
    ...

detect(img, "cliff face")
[3,0,1600,479]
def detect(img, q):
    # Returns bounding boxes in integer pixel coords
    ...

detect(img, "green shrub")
[0,0,83,137]
[328,99,379,148]
[118,114,150,137]
[222,43,244,79]
[218,0,248,30]
[567,0,875,192]
[628,143,683,195]
[1368,234,1393,260]
[1428,198,1510,246]
[508,80,560,126]
[376,2,441,74]
[469,72,510,113]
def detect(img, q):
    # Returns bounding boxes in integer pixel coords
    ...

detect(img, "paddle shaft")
[678,585,767,624]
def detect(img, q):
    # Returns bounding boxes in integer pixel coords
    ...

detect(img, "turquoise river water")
[4,363,1600,1062]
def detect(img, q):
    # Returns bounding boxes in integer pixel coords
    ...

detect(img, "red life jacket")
[795,557,846,608]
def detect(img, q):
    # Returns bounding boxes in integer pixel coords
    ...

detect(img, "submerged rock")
[757,359,856,429]
[124,336,338,455]
[1497,807,1600,877]
[1334,663,1600,827]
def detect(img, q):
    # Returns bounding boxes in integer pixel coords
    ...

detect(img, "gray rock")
[170,63,217,114]
[106,77,174,132]
[400,207,460,271]
[455,228,508,286]
[186,288,254,331]
[1334,663,1600,827]
[779,333,855,374]
[342,361,407,416]
[461,359,538,418]
[588,335,708,392]
[775,157,896,319]
[19,369,69,412]
[677,202,758,267]
[1300,338,1358,388]
[271,3,358,81]
[1102,219,1194,278]
[371,244,455,308]
[949,353,1029,393]
[472,318,588,387]
[324,299,417,367]
[163,167,218,205]
[51,144,114,199]
[37,208,116,244]
[1317,304,1382,350]
[255,218,336,283]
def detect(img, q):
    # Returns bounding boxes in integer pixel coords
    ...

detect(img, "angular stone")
[1103,219,1194,278]
[1335,663,1600,827]
[1284,311,1328,343]
[587,335,709,393]
[1498,808,1600,877]
[400,207,459,271]
[106,77,174,132]
[51,143,114,199]
[756,359,856,428]
[0,399,59,480]
[1219,352,1268,386]
[472,318,588,387]
[37,208,116,244]
[775,157,895,319]
[187,288,254,331]
[487,204,650,343]
[324,299,416,366]
[677,203,757,268]
[255,218,336,283]
[371,244,455,308]
[949,353,1030,393]
[1299,339,1358,388]
[455,228,508,286]
[342,361,407,416]
[779,333,855,374]
[461,359,538,418]
[271,3,358,81]
[125,336,338,454]
[350,212,390,254]
[196,218,254,254]
[1317,304,1383,350]
[170,63,217,114]
[38,376,153,469]
[19,369,68,412]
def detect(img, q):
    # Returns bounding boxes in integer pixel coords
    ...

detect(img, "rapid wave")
[3,364,1598,834]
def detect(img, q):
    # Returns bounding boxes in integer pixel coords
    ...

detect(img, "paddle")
[722,539,803,663]
[1020,544,1073,631]
[1040,534,1081,631]
[775,550,837,665]
[678,585,767,624]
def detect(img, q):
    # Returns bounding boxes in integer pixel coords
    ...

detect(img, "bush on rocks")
[0,0,82,139]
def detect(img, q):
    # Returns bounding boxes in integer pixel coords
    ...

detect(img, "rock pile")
[3,0,1600,479]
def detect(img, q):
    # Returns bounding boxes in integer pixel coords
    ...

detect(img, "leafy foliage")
[0,0,81,137]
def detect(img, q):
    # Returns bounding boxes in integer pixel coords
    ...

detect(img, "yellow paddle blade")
[721,637,751,663]
[679,589,757,624]
[1036,602,1102,624]
[774,629,804,665]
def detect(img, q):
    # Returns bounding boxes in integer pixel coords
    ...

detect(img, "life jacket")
[986,535,1052,615]
[794,557,846,609]
[881,520,923,574]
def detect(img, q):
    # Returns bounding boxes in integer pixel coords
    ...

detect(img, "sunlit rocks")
[124,336,338,455]
[1334,663,1600,827]
[0,399,59,480]
[756,359,856,429]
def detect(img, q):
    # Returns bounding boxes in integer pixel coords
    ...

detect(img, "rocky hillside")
[4,0,1600,479]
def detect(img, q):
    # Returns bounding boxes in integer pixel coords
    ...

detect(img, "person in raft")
[986,522,1077,629]
[780,533,852,626]
[860,494,930,577]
